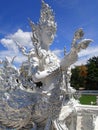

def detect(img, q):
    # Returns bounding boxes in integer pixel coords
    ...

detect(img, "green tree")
[71,65,88,90]
[86,56,98,90]
[71,66,80,90]
[78,65,88,89]
[71,56,98,90]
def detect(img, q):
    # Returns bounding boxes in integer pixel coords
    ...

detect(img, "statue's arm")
[60,29,93,70]
[60,48,78,70]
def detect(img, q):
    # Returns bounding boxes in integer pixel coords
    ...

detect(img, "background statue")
[0,0,92,130]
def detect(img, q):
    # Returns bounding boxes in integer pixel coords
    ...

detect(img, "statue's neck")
[41,43,49,51]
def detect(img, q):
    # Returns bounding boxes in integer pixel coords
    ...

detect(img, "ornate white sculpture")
[0,0,93,130]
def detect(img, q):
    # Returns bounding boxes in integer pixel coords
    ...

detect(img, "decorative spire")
[28,18,37,32]
[40,0,57,32]
[29,0,57,50]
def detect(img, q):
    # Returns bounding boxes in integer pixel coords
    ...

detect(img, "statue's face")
[31,24,56,50]
[41,26,55,46]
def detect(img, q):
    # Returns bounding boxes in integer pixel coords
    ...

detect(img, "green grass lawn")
[79,95,96,105]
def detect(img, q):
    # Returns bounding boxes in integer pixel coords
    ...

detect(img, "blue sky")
[0,0,98,66]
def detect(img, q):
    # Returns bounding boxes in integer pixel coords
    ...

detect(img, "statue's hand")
[74,28,84,40]
[60,37,93,71]
[76,39,93,52]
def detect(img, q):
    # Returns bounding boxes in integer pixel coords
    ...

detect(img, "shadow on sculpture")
[0,0,93,130]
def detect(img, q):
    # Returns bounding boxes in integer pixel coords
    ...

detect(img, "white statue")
[0,0,92,130]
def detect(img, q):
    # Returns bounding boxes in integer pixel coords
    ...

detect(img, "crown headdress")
[40,0,57,31]
[29,0,57,48]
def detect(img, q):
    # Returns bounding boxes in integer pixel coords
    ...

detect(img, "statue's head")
[30,0,57,50]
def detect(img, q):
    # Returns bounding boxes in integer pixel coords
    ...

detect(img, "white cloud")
[78,46,98,58]
[73,46,98,66]
[9,29,32,47]
[0,29,32,64]
[53,49,63,58]
[1,29,32,50]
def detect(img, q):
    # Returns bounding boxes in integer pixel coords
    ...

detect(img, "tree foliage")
[71,56,98,90]
[86,56,98,89]
[71,66,80,90]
